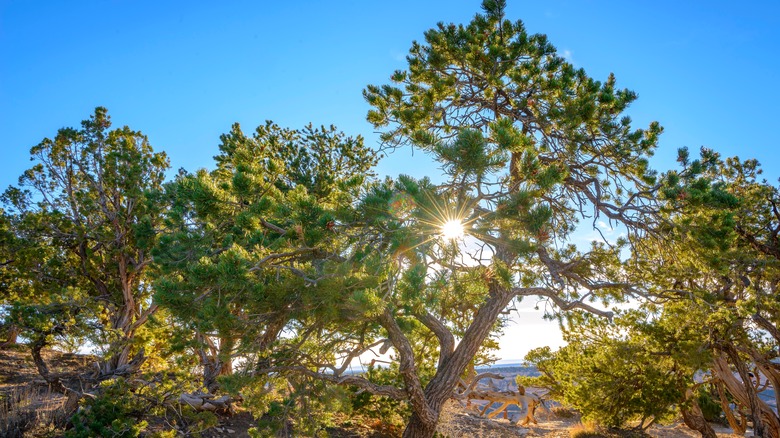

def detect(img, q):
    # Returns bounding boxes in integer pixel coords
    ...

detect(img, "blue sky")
[2,0,779,359]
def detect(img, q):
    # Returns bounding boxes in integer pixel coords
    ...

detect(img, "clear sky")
[2,0,778,361]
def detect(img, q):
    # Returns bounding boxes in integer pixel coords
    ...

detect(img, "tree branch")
[512,286,614,319]
[414,311,455,368]
[258,365,407,400]
[377,309,437,424]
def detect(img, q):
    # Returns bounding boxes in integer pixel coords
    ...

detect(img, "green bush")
[696,386,723,423]
[67,378,148,438]
[522,315,685,430]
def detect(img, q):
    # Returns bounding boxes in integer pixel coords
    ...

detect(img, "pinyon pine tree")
[250,1,665,436]
[153,121,379,397]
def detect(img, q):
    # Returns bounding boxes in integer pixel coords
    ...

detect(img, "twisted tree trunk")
[713,352,780,438]
[199,336,234,393]
[96,297,156,378]
[715,380,748,435]
[30,337,67,393]
[401,284,516,438]
[680,388,718,438]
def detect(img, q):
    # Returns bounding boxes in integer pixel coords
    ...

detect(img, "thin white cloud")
[561,49,576,66]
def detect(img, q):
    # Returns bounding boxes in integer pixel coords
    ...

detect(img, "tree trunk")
[749,350,780,415]
[196,333,236,393]
[715,380,747,435]
[202,354,233,393]
[1,324,19,347]
[403,412,439,438]
[400,284,517,438]
[30,337,67,393]
[713,352,780,438]
[681,388,718,438]
[96,300,157,378]
[96,345,146,380]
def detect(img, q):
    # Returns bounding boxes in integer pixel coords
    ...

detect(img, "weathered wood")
[713,353,780,438]
[179,392,238,415]
[680,388,718,438]
[715,380,748,436]
[455,375,544,426]
[93,348,146,381]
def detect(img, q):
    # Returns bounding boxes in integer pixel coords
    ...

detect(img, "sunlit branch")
[512,287,613,319]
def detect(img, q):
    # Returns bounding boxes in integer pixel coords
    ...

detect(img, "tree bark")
[399,284,516,438]
[201,349,233,393]
[96,300,157,378]
[715,380,747,435]
[1,324,19,347]
[379,310,438,435]
[713,352,780,438]
[748,349,780,414]
[96,346,146,380]
[403,413,439,438]
[681,388,718,438]
[202,357,226,393]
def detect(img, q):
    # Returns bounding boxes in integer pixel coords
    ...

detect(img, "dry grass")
[0,383,65,437]
[569,422,607,438]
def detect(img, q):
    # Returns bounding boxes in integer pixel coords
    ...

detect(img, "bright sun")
[441,220,465,240]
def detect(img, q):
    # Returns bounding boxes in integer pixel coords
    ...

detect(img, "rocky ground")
[436,399,740,438]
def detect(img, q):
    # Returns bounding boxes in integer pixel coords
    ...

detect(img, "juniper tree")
[257,1,664,436]
[1,108,169,380]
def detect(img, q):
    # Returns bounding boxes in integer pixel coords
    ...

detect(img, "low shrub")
[66,378,148,438]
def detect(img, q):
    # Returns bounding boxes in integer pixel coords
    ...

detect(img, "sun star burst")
[441,220,465,240]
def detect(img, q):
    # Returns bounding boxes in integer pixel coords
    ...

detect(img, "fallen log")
[453,374,545,426]
[179,392,240,415]
[464,389,544,425]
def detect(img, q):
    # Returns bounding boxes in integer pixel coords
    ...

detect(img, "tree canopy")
[263,0,664,435]
[3,2,778,438]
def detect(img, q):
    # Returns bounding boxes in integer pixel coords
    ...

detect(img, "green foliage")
[67,379,149,438]
[173,406,219,436]
[244,378,353,437]
[695,386,723,424]
[1,107,170,374]
[524,312,684,429]
[66,373,219,438]
[350,365,410,429]
[153,120,380,403]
